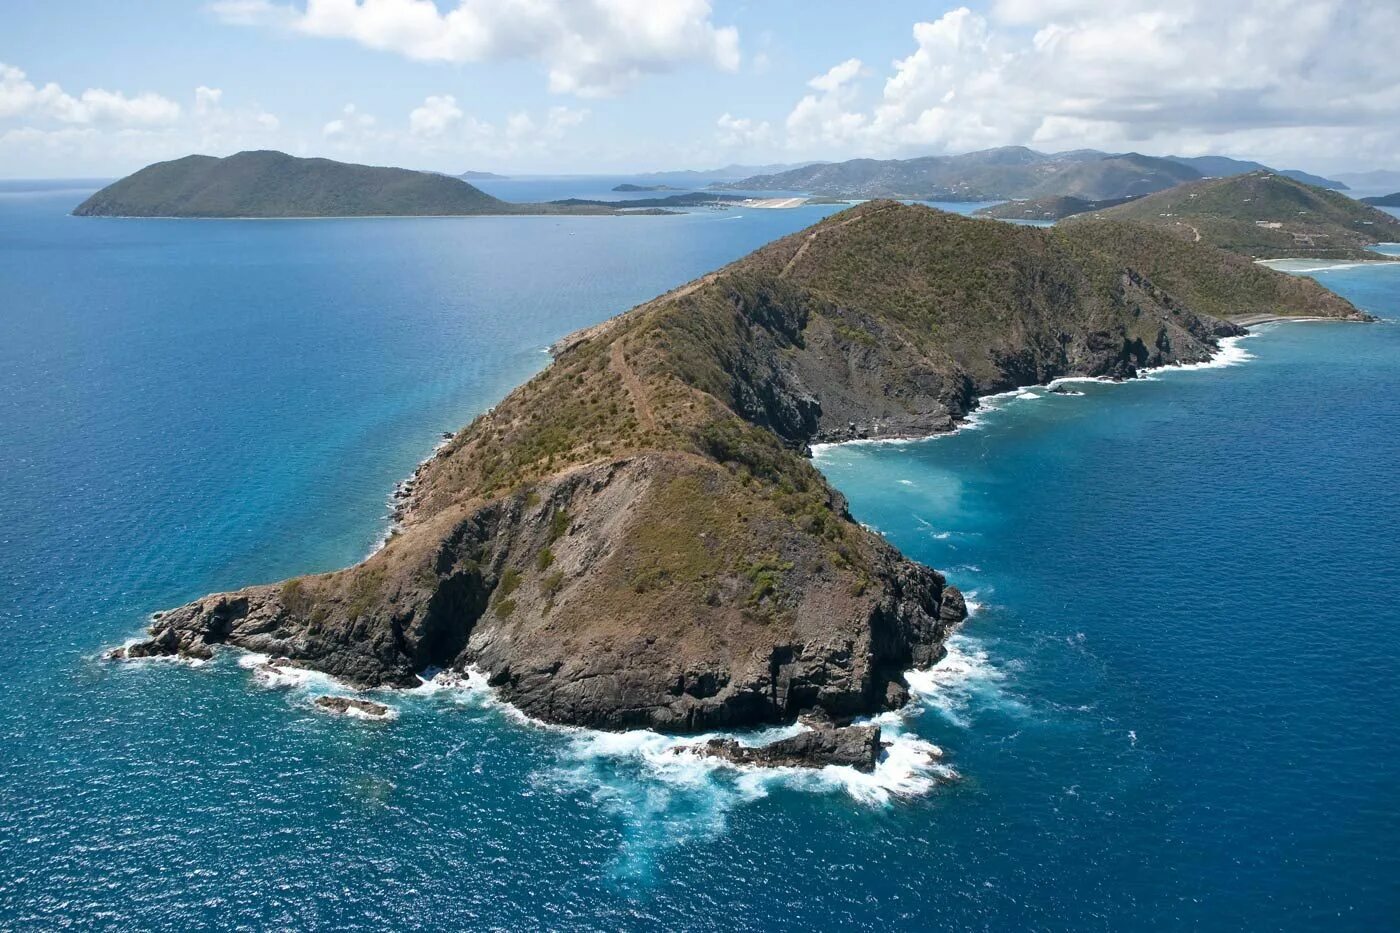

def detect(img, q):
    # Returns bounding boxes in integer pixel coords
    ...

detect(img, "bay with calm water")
[1,185,1396,929]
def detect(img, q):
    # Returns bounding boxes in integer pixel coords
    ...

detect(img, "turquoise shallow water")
[1,188,1398,929]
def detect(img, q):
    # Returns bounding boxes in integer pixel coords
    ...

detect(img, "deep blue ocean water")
[1,185,1397,930]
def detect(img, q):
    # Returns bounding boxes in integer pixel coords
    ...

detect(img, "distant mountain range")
[1066,172,1400,260]
[73,151,664,218]
[1335,170,1400,198]
[714,147,1347,202]
[1360,192,1400,207]
[1162,156,1345,190]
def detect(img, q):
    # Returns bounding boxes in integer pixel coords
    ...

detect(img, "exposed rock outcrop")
[313,696,392,718]
[690,722,885,772]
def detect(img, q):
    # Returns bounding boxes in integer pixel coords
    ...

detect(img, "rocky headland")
[111,201,1366,746]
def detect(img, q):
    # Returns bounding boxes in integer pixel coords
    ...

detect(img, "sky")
[2,0,1398,178]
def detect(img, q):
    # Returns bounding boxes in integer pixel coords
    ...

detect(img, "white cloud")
[785,58,869,152]
[323,102,376,138]
[716,112,771,148]
[409,94,463,137]
[213,0,741,97]
[194,86,224,115]
[503,105,587,143]
[0,63,181,126]
[206,0,293,26]
[313,97,588,167]
[0,67,283,175]
[769,1,1400,169]
[807,58,863,94]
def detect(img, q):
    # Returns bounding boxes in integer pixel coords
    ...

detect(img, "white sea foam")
[812,332,1261,465]
[903,632,1021,729]
[809,433,926,460]
[1046,374,1114,389]
[330,702,400,722]
[913,515,955,540]
[1140,334,1254,377]
[235,651,409,724]
[415,665,493,696]
[106,637,210,668]
[237,652,342,692]
[547,712,953,811]
[529,620,1025,817]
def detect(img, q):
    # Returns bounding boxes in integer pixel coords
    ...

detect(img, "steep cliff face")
[116,202,1362,731]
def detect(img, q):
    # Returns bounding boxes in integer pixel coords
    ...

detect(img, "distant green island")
[552,192,750,209]
[1360,192,1400,207]
[1065,172,1400,260]
[73,151,666,218]
[459,170,507,180]
[612,183,681,192]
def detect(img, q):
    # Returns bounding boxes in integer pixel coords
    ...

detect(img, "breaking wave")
[1140,334,1254,377]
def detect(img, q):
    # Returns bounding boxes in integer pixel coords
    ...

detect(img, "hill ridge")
[1067,171,1400,259]
[75,150,648,218]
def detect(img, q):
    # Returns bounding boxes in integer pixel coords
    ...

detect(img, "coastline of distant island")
[74,151,673,219]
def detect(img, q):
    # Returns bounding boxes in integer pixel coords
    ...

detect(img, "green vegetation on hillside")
[74,151,653,218]
[1071,172,1400,259]
[976,195,1141,221]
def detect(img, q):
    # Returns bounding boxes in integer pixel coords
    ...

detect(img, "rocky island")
[74,150,663,218]
[111,202,1366,760]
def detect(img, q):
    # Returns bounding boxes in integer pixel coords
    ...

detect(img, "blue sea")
[1,184,1397,930]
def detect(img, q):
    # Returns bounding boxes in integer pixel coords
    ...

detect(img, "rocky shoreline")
[687,714,890,772]
[108,202,1367,767]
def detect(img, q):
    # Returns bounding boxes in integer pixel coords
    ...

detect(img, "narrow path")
[664,272,717,303]
[779,204,895,279]
[610,340,656,432]
[780,232,819,279]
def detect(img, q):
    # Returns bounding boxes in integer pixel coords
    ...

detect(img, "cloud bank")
[730,1,1400,169]
[212,0,740,97]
